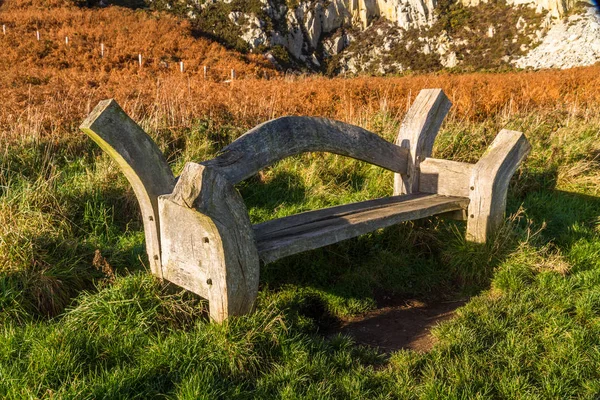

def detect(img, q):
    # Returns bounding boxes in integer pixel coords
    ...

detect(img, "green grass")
[1,107,600,398]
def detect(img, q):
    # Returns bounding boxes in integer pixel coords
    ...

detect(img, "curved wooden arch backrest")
[201,117,410,185]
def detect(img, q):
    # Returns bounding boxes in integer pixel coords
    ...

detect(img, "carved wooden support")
[394,89,452,195]
[80,100,176,278]
[158,162,260,322]
[203,116,410,184]
[466,129,531,243]
[418,131,530,237]
[419,158,474,198]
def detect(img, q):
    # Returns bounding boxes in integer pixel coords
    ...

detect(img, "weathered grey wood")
[437,209,469,221]
[467,129,531,243]
[394,89,452,195]
[201,116,410,184]
[158,200,212,300]
[419,158,474,198]
[159,162,260,322]
[80,99,176,278]
[80,91,530,324]
[255,194,431,238]
[254,193,469,263]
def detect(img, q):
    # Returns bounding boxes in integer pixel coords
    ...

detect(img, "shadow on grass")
[239,169,309,215]
[257,221,500,353]
[1,184,148,321]
[0,238,104,319]
[522,190,600,241]
[240,164,600,352]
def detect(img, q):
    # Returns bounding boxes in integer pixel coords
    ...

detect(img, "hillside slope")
[0,0,275,144]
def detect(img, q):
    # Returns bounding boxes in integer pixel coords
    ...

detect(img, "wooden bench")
[80,89,530,322]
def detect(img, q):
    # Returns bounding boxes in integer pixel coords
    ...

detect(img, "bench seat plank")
[254,193,470,263]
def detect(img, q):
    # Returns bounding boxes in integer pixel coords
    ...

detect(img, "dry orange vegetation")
[1,0,600,144]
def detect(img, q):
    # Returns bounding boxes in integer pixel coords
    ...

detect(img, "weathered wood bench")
[80,89,530,322]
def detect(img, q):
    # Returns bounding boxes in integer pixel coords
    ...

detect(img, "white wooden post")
[180,61,184,73]
[65,36,69,45]
[138,54,142,67]
[2,25,6,35]
[100,43,104,58]
[203,65,208,79]
[36,31,40,41]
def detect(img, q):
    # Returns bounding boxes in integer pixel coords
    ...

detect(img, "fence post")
[65,36,69,45]
[36,30,40,41]
[180,61,184,73]
[231,69,236,81]
[203,65,207,79]
[138,53,142,68]
[2,25,5,35]
[100,43,104,58]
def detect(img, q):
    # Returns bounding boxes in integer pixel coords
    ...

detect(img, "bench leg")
[467,129,531,243]
[159,163,260,322]
[80,100,175,278]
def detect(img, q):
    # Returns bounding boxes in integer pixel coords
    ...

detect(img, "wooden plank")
[80,99,176,278]
[419,158,474,198]
[160,162,260,322]
[394,89,452,195]
[201,116,409,184]
[467,130,531,243]
[256,193,428,238]
[255,193,469,263]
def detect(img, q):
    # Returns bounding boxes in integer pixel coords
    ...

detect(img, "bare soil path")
[336,299,467,353]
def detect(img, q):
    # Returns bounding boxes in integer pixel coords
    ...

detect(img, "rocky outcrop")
[223,0,440,66]
[348,0,438,30]
[146,0,597,73]
[222,0,579,70]
[461,0,577,17]
[229,12,268,49]
[514,7,600,69]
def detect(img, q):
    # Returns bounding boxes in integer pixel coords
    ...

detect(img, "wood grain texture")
[394,89,452,195]
[419,158,474,198]
[467,129,531,243]
[160,162,260,322]
[254,193,469,263]
[80,99,176,278]
[158,198,212,300]
[201,116,409,184]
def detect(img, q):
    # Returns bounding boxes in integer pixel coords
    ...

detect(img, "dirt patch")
[336,299,467,353]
